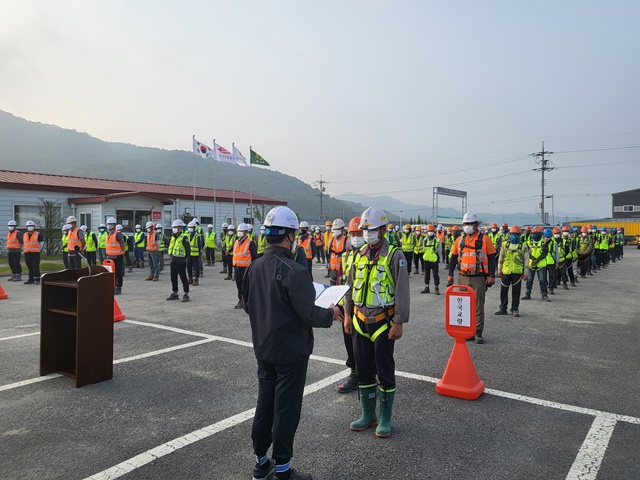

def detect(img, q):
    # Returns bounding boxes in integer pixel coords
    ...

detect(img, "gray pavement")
[1,251,639,480]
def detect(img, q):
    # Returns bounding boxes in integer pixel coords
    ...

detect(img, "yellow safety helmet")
[325,220,332,226]
[415,225,422,232]
[404,224,411,230]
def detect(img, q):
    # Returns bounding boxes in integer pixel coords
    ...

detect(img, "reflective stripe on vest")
[146,231,158,251]
[62,233,68,253]
[134,231,145,247]
[457,233,488,276]
[314,233,324,247]
[527,240,548,269]
[97,231,108,248]
[67,228,82,251]
[106,232,124,256]
[299,236,313,259]
[400,233,415,252]
[85,232,97,252]
[188,233,201,256]
[225,233,237,251]
[329,236,347,271]
[414,236,424,254]
[23,231,41,253]
[422,238,439,263]
[257,235,268,254]
[6,230,21,249]
[502,243,524,275]
[168,234,187,257]
[232,238,252,267]
[352,246,397,308]
[205,231,217,248]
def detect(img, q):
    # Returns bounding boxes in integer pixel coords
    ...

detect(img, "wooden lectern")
[40,266,114,387]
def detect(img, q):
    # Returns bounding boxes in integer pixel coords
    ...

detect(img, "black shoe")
[434,287,440,295]
[521,294,531,300]
[563,284,569,290]
[166,293,179,301]
[513,309,520,317]
[181,294,190,303]
[421,286,430,294]
[115,288,122,295]
[494,309,508,315]
[224,275,233,281]
[253,459,275,480]
[542,293,551,302]
[24,280,35,285]
[234,300,243,309]
[337,373,358,393]
[276,469,313,480]
[474,334,485,344]
[466,336,475,342]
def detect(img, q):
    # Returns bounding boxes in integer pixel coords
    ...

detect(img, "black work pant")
[68,254,82,270]
[206,247,215,264]
[353,318,396,390]
[566,260,575,284]
[170,260,189,293]
[252,359,308,466]
[344,327,355,370]
[412,252,420,272]
[24,252,41,281]
[187,256,200,279]
[499,273,522,311]
[109,255,124,289]
[123,251,132,267]
[316,246,325,263]
[547,264,557,289]
[62,252,68,269]
[558,262,568,285]
[234,266,246,299]
[329,269,339,286]
[306,259,313,280]
[8,251,22,275]
[225,254,233,275]
[424,260,440,286]
[402,251,413,274]
[85,251,97,266]
[579,254,591,276]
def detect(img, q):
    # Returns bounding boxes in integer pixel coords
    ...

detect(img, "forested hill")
[0,110,369,222]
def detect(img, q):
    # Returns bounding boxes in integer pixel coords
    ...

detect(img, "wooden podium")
[40,266,114,387]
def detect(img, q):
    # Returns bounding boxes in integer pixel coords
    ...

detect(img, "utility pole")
[314,175,328,220]
[532,142,554,224]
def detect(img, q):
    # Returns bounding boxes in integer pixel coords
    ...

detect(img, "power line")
[553,144,640,154]
[532,142,553,224]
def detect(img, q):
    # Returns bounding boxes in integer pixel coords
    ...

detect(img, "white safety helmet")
[116,224,123,231]
[462,212,479,223]
[332,219,345,229]
[7,220,17,226]
[248,225,254,231]
[135,224,141,229]
[172,219,186,228]
[99,223,106,228]
[80,225,87,232]
[62,224,71,232]
[207,224,214,229]
[155,223,163,230]
[237,223,249,232]
[299,221,310,229]
[222,222,229,229]
[193,218,200,224]
[227,224,236,230]
[359,206,388,230]
[260,226,266,233]
[145,221,154,228]
[187,221,197,228]
[263,206,299,234]
[25,220,36,227]
[107,217,117,224]
[437,224,444,230]
[66,215,77,224]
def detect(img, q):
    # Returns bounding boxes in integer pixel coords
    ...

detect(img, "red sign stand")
[435,284,484,400]
[101,259,126,323]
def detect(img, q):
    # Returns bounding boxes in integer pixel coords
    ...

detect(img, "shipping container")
[564,218,640,244]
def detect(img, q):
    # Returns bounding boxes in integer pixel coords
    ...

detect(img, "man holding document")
[344,206,410,438]
[243,206,342,480]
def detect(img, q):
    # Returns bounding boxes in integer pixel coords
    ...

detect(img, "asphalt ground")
[1,249,639,480]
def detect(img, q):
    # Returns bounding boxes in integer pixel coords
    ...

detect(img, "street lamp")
[545,195,555,225]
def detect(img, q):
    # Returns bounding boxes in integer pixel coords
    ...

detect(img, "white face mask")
[238,231,245,238]
[27,226,35,231]
[289,234,297,253]
[404,229,410,234]
[107,225,115,231]
[463,225,474,235]
[427,231,435,237]
[387,228,392,232]
[172,227,179,234]
[562,232,569,237]
[363,230,379,245]
[136,228,141,232]
[156,229,162,233]
[332,229,342,236]
[188,227,195,232]
[325,226,330,231]
[350,236,365,249]
[582,232,587,237]
[491,228,497,233]
[8,226,15,231]
[554,234,560,239]
[261,230,266,235]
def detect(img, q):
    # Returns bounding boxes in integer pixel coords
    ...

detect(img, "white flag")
[192,136,214,159]
[214,142,237,164]
[233,145,248,166]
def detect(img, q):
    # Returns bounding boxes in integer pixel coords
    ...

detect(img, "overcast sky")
[2,0,639,220]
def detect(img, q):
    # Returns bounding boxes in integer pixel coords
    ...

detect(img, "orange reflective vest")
[314,232,324,247]
[299,235,313,259]
[329,236,347,271]
[146,231,158,251]
[232,237,252,267]
[454,232,493,276]
[23,231,41,253]
[67,228,82,251]
[6,230,21,250]
[437,230,445,243]
[106,231,124,256]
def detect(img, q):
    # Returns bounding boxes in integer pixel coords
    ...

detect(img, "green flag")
[250,148,270,166]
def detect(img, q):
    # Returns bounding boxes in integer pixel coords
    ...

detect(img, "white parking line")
[83,369,350,480]
[566,416,617,480]
[0,332,40,341]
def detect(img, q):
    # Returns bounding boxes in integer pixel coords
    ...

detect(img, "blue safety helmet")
[543,228,552,237]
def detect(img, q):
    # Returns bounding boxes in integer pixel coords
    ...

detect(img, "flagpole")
[212,138,217,229]
[249,146,253,226]
[232,143,236,225]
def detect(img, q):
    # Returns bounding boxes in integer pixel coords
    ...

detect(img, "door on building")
[116,210,152,233]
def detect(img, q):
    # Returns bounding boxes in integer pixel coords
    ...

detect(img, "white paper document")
[313,283,351,308]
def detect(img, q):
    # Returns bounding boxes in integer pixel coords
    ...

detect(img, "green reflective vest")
[97,231,108,249]
[527,239,548,269]
[189,232,201,256]
[413,235,424,254]
[205,231,217,248]
[502,243,525,275]
[352,246,398,308]
[400,233,415,252]
[134,231,145,248]
[62,233,68,253]
[422,237,439,263]
[168,233,187,258]
[257,234,268,255]
[600,234,609,250]
[85,232,97,252]
[225,233,237,252]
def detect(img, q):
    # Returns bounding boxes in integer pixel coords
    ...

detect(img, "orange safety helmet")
[587,224,593,229]
[509,225,521,234]
[562,226,570,232]
[491,222,498,229]
[348,216,362,233]
[525,225,532,232]
[552,226,561,234]
[452,225,461,231]
[532,225,543,234]
[581,226,588,233]
[426,224,435,232]
[502,222,509,228]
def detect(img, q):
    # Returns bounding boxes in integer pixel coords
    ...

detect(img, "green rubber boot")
[375,388,395,438]
[350,385,378,431]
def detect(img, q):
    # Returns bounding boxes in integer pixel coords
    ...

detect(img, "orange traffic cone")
[0,284,7,300]
[114,298,125,322]
[435,338,485,400]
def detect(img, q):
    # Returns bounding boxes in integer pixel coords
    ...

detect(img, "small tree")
[38,198,63,254]
[253,206,263,223]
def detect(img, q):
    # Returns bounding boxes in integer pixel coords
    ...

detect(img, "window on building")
[14,204,51,227]
[79,213,92,231]
[164,210,173,229]
[623,205,634,212]
[243,217,253,225]
[200,216,213,226]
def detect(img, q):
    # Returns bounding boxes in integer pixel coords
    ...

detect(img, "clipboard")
[313,282,351,308]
